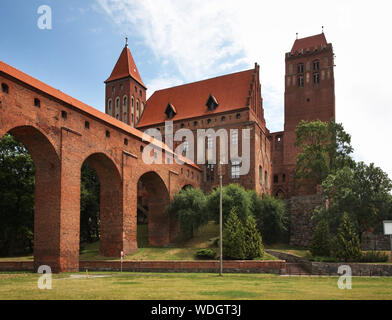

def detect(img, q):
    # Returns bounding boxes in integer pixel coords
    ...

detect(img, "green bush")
[360,251,389,263]
[332,213,362,262]
[251,194,288,244]
[167,187,208,239]
[196,248,216,260]
[310,219,331,257]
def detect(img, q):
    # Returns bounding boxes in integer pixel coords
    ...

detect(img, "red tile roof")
[0,60,199,170]
[105,46,146,88]
[291,33,327,54]
[138,68,255,128]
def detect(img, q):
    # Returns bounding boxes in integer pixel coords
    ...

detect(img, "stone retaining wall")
[311,262,392,277]
[287,194,324,247]
[0,260,286,274]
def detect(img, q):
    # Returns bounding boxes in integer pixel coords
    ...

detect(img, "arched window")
[107,99,113,116]
[136,100,140,122]
[297,63,304,74]
[123,95,128,124]
[115,97,120,120]
[298,75,304,87]
[313,73,320,84]
[313,60,320,71]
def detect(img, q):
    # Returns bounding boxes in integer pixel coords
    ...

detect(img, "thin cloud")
[97,0,392,179]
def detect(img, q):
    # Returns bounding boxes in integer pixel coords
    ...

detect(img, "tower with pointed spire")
[105,41,146,127]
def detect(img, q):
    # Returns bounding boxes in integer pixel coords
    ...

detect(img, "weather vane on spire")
[322,26,324,33]
[296,32,298,40]
[125,36,128,47]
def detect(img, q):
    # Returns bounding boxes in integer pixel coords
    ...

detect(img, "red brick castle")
[105,32,336,200]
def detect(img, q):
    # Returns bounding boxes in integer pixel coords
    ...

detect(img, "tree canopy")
[295,119,354,186]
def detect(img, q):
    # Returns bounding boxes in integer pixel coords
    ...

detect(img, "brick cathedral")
[105,32,335,200]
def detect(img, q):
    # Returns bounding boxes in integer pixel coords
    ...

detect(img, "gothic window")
[123,96,129,124]
[115,97,120,120]
[297,63,304,74]
[107,99,113,116]
[231,161,241,179]
[314,73,320,84]
[1,83,9,94]
[206,164,215,182]
[274,174,279,184]
[298,75,304,87]
[259,166,263,185]
[136,100,140,122]
[313,60,320,71]
[265,171,269,188]
[283,174,286,183]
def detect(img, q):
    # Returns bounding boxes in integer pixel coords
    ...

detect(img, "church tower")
[283,32,335,167]
[271,32,336,198]
[105,40,147,127]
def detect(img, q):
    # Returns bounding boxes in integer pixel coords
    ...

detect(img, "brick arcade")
[0,32,336,271]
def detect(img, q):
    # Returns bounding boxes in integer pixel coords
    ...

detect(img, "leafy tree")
[243,215,264,259]
[80,163,100,243]
[295,120,354,187]
[222,209,246,260]
[315,162,392,239]
[332,213,362,262]
[167,187,208,239]
[310,219,331,257]
[207,184,251,224]
[0,134,35,256]
[251,194,288,244]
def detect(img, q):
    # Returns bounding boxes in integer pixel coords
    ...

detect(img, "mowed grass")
[0,222,277,262]
[79,222,277,261]
[0,272,392,300]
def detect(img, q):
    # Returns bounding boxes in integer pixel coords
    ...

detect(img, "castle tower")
[105,41,147,127]
[284,32,335,166]
[271,33,335,198]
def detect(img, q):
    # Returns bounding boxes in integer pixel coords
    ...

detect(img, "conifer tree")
[310,219,331,257]
[332,213,362,262]
[243,216,264,259]
[222,209,246,260]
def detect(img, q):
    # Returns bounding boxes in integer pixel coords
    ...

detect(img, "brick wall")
[0,260,286,274]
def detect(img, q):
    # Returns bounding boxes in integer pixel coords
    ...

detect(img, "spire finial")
[296,32,298,40]
[322,26,324,34]
[125,36,128,47]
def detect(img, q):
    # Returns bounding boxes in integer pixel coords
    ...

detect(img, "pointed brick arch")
[83,153,123,257]
[4,125,62,272]
[138,171,170,246]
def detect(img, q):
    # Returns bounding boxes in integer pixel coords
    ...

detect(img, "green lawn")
[0,272,392,300]
[0,222,277,262]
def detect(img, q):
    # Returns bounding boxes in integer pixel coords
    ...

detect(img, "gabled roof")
[0,60,199,171]
[137,68,255,128]
[291,33,328,54]
[105,45,146,88]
